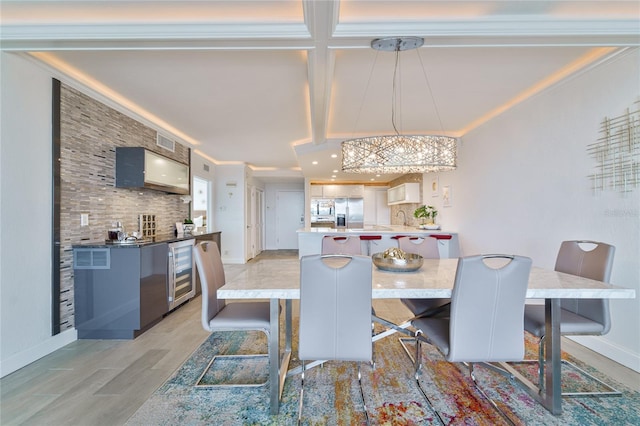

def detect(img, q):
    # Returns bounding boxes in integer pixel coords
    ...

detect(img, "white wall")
[0,53,76,377]
[190,151,216,231]
[430,49,640,371]
[214,164,247,263]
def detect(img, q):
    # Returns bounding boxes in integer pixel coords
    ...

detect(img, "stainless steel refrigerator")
[334,197,364,229]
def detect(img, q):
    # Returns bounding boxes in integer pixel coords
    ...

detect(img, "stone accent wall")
[389,173,423,227]
[59,84,190,331]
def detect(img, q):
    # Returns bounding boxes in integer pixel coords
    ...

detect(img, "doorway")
[275,190,304,249]
[192,176,211,231]
[246,185,264,260]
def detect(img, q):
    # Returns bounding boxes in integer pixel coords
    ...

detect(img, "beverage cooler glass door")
[168,239,196,310]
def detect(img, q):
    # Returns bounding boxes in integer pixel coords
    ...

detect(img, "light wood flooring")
[1,250,638,425]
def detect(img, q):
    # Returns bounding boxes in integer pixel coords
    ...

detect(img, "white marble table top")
[218,258,636,300]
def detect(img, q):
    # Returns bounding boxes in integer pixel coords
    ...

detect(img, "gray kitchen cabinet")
[74,243,169,339]
[115,147,190,195]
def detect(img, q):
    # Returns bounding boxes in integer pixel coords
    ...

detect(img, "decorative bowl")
[372,252,424,272]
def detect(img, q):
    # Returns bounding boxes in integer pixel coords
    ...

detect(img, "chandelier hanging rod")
[340,36,457,175]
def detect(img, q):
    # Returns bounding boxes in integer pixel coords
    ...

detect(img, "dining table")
[217,257,636,416]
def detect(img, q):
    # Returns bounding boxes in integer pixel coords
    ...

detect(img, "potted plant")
[413,205,438,226]
[183,218,196,234]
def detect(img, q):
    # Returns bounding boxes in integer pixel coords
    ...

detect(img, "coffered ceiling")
[2,1,638,184]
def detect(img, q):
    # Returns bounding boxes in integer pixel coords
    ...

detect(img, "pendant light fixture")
[341,37,457,174]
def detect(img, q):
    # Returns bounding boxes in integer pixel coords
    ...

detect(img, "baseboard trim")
[0,328,77,378]
[568,335,640,373]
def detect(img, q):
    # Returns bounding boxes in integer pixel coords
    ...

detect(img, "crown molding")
[332,19,640,47]
[0,22,312,50]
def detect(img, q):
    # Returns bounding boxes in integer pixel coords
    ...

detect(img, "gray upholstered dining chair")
[397,236,450,319]
[411,254,532,425]
[321,235,362,255]
[523,240,619,396]
[297,254,373,425]
[192,241,271,388]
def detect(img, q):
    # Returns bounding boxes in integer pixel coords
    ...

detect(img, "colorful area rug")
[126,324,640,425]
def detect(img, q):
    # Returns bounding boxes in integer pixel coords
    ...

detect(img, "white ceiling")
[2,1,639,184]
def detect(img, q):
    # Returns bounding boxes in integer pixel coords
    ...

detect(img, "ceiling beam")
[0,22,314,51]
[304,0,339,146]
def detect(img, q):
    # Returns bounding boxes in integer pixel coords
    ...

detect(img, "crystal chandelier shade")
[341,36,457,175]
[342,134,457,174]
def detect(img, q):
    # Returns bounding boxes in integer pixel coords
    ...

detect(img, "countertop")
[297,225,456,235]
[73,231,220,248]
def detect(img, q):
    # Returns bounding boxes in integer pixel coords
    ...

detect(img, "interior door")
[276,190,304,249]
[255,188,264,254]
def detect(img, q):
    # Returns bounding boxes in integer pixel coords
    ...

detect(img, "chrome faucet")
[396,210,407,226]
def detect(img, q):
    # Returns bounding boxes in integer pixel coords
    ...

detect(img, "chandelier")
[341,37,457,174]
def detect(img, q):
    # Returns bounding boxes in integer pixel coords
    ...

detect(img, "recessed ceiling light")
[330,154,337,158]
[370,178,375,181]
[331,175,336,178]
[332,169,338,173]
[331,178,335,181]
[312,161,318,165]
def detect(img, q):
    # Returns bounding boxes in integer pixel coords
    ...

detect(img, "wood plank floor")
[1,250,638,425]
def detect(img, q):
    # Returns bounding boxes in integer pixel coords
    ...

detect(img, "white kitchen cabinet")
[320,184,338,197]
[387,183,420,205]
[309,185,324,197]
[343,185,364,197]
[312,184,364,198]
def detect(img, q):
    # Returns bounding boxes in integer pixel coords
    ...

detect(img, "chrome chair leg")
[357,365,370,426]
[297,360,305,426]
[468,363,517,426]
[370,313,376,369]
[413,331,445,426]
[398,303,452,364]
[298,361,371,425]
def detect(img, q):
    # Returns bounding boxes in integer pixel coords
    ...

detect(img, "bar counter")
[297,225,460,258]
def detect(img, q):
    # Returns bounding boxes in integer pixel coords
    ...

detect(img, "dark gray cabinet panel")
[74,243,168,339]
[115,147,190,195]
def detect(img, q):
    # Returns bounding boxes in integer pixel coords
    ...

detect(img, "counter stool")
[359,235,382,256]
[322,235,362,255]
[429,234,452,240]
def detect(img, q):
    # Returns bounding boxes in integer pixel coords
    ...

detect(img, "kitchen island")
[297,225,460,258]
